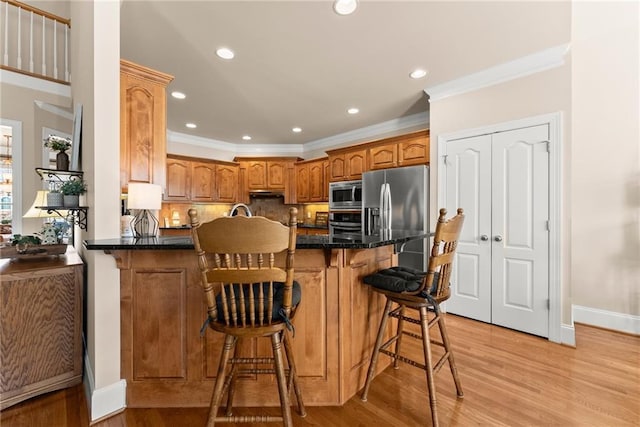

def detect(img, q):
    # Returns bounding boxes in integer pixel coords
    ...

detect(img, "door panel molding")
[438,112,565,343]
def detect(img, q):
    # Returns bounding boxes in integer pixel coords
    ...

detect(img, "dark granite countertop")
[84,229,428,251]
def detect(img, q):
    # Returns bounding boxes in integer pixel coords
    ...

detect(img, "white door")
[443,124,550,337]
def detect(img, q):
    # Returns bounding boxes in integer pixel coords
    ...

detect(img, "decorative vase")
[56,151,70,171]
[63,194,79,207]
[47,192,64,207]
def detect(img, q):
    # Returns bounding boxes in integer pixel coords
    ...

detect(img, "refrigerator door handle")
[379,184,386,229]
[385,183,392,230]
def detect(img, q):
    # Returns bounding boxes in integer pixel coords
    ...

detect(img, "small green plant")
[43,135,72,152]
[60,179,87,196]
[11,234,42,246]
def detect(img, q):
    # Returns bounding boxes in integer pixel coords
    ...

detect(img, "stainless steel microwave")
[329,180,362,210]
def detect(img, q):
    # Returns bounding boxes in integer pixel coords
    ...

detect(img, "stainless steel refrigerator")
[362,165,429,271]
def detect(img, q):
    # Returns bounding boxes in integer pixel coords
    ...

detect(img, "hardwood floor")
[1,315,638,426]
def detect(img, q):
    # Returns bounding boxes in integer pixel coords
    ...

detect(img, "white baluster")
[64,24,68,81]
[41,15,45,76]
[53,20,57,79]
[3,1,8,66]
[29,11,34,72]
[17,7,21,69]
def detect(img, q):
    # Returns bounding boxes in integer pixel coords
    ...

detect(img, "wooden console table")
[0,249,84,410]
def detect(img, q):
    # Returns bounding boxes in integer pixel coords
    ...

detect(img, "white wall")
[571,1,640,322]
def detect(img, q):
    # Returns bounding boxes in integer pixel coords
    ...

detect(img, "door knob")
[480,235,489,241]
[494,235,503,242]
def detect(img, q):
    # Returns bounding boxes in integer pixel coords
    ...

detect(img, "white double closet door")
[443,124,550,337]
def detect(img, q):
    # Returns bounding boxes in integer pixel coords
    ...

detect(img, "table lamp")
[127,183,162,238]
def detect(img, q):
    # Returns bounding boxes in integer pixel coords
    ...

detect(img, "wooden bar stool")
[189,207,305,427]
[360,208,465,427]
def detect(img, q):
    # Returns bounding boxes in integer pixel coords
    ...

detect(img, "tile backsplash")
[160,199,328,227]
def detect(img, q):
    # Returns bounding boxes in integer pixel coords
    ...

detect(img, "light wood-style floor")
[2,315,638,426]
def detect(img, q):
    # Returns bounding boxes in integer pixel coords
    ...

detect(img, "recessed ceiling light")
[171,91,186,99]
[216,47,235,60]
[292,127,302,133]
[333,0,357,16]
[185,123,197,129]
[242,135,252,141]
[410,69,428,79]
[347,107,359,115]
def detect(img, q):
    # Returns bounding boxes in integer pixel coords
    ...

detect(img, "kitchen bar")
[84,229,428,408]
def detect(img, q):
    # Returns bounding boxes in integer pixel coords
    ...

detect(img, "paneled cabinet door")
[216,164,238,203]
[295,164,310,203]
[267,161,287,189]
[191,162,216,202]
[345,149,367,180]
[398,133,429,166]
[309,161,325,201]
[323,160,330,200]
[247,161,267,189]
[368,143,397,170]
[120,60,173,193]
[165,158,190,201]
[329,155,346,181]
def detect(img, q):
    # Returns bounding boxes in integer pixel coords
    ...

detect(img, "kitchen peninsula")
[84,230,427,408]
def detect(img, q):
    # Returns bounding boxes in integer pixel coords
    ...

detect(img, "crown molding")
[425,43,570,102]
[0,69,71,97]
[304,112,429,153]
[167,111,429,157]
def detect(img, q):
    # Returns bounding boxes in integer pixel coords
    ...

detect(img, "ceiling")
[120,1,570,146]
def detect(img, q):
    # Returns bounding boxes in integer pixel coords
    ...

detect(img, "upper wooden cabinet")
[215,163,239,203]
[191,161,216,202]
[294,157,328,203]
[327,148,367,182]
[165,157,191,201]
[234,157,300,203]
[327,130,429,182]
[120,60,174,193]
[165,155,238,203]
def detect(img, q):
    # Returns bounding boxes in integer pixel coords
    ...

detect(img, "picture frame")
[70,103,82,170]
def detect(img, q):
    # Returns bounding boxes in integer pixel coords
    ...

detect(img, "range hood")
[249,190,285,198]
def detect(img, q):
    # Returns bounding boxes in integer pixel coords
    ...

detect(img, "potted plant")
[60,179,87,207]
[43,134,72,171]
[47,188,64,207]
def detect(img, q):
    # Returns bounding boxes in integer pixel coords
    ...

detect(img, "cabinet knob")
[494,235,503,242]
[480,235,489,241]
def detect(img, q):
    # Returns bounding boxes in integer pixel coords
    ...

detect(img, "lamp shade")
[23,190,66,218]
[127,183,162,210]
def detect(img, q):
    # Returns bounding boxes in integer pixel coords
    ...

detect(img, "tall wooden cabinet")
[120,60,174,193]
[0,251,84,410]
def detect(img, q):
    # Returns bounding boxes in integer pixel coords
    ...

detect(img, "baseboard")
[560,323,576,347]
[573,305,640,336]
[83,352,127,422]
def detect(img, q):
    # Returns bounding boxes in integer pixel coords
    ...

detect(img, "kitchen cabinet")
[120,60,174,193]
[309,159,326,201]
[215,163,239,203]
[165,155,238,203]
[327,148,367,182]
[234,157,300,203]
[397,130,430,166]
[191,161,216,202]
[295,163,310,203]
[165,157,190,201]
[295,157,328,203]
[0,250,83,410]
[368,130,430,170]
[243,160,287,190]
